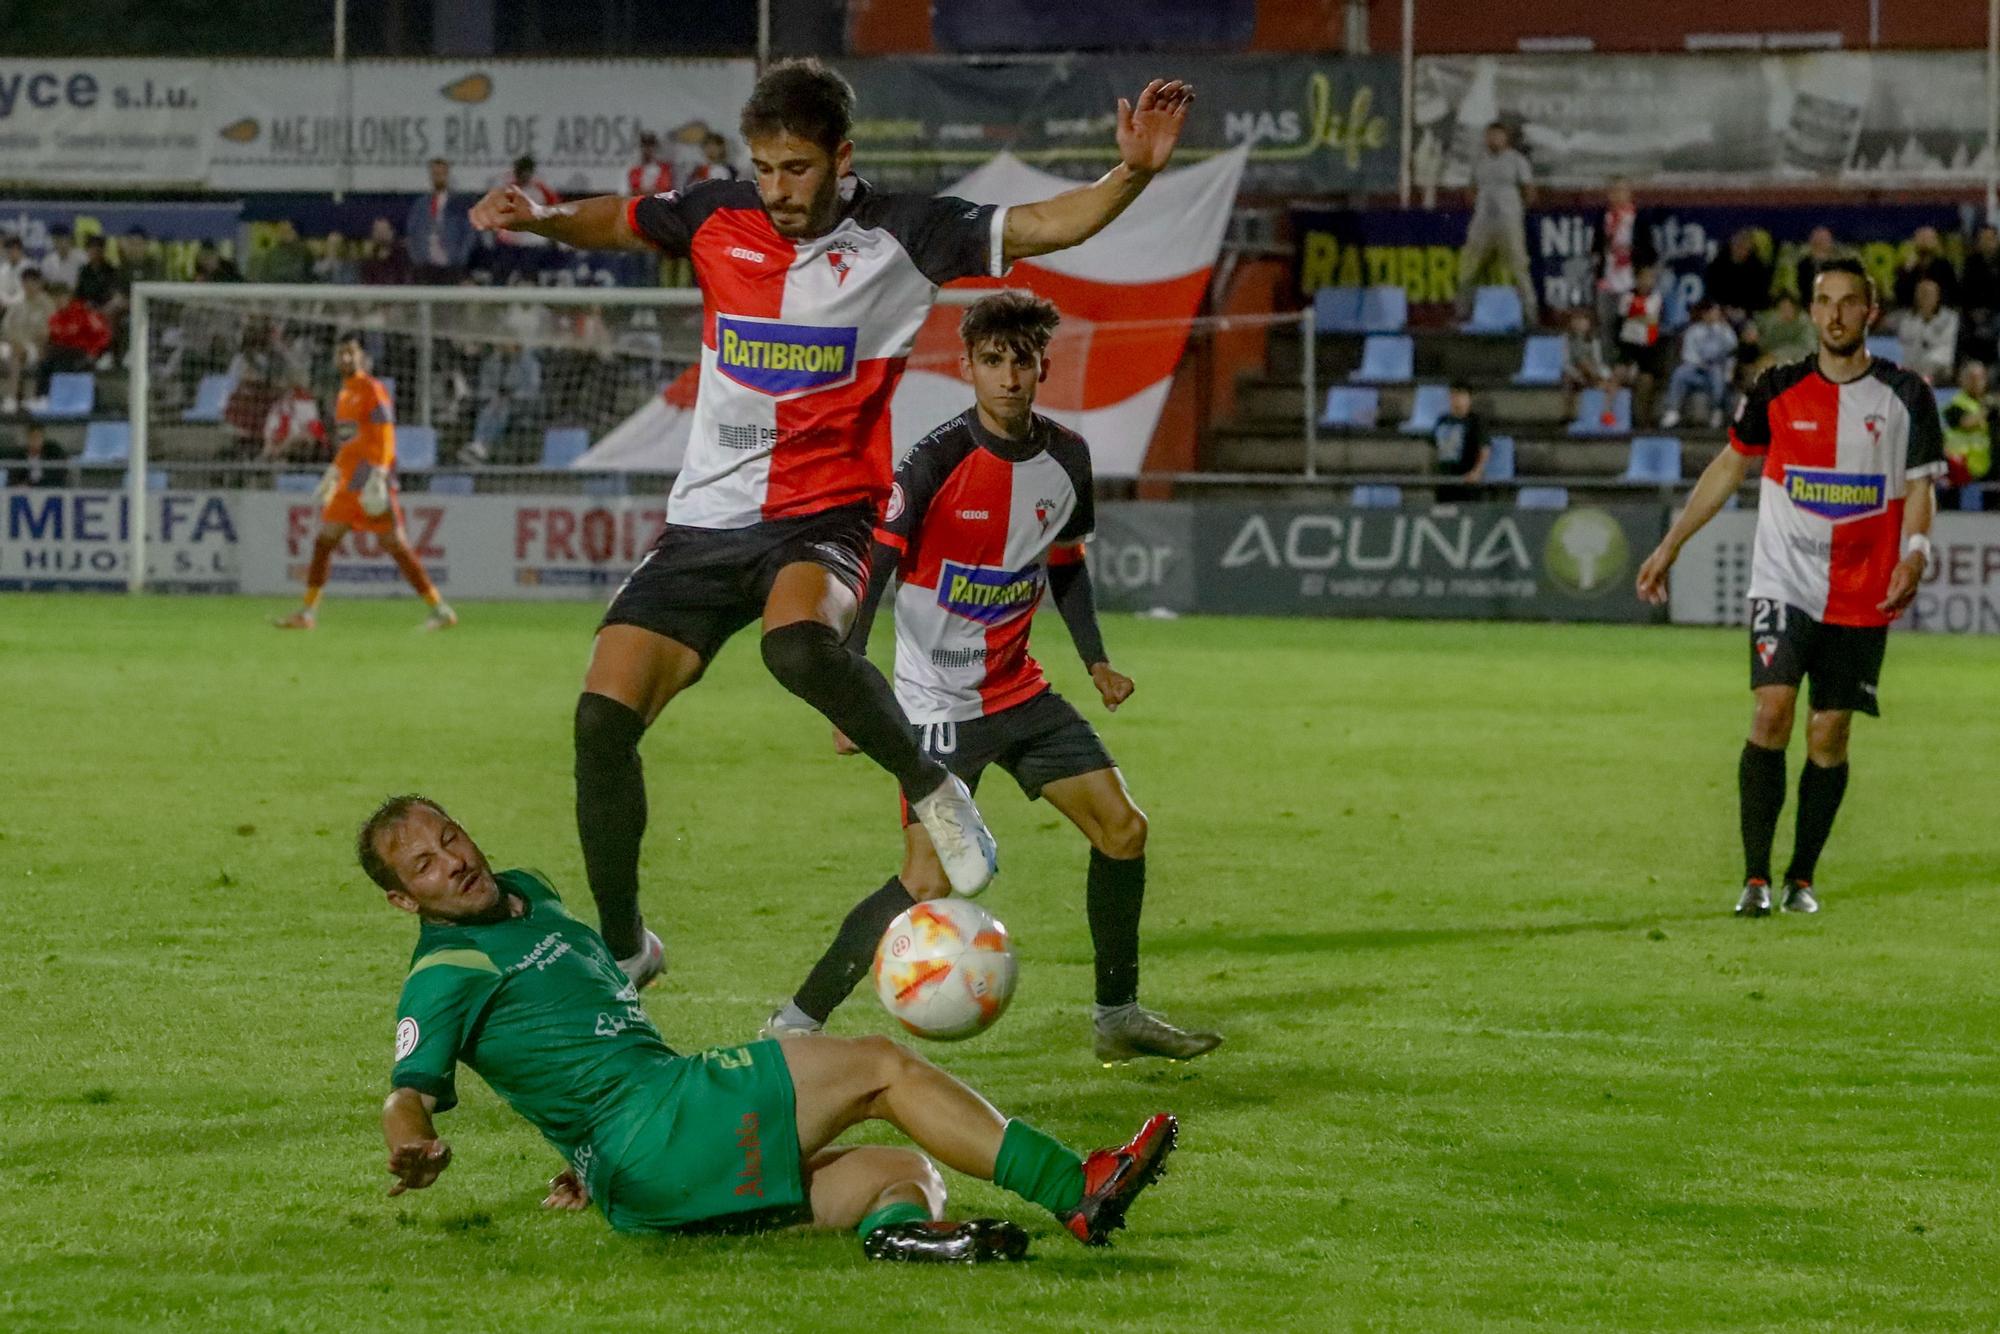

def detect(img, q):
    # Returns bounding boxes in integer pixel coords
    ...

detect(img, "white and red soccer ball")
[872,899,1017,1041]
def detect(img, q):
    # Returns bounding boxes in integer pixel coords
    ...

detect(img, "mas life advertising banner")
[1415,51,1995,190]
[1294,201,1965,329]
[841,54,1398,195]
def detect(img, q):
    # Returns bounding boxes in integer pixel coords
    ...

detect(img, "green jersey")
[390,868,676,1173]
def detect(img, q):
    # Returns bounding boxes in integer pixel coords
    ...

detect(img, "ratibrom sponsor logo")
[1783,467,1887,521]
[936,559,1043,625]
[395,1017,419,1061]
[714,315,857,397]
[1221,512,1533,572]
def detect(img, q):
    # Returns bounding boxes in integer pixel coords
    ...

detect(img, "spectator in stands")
[1455,121,1538,327]
[1897,278,1958,384]
[120,227,167,285]
[41,283,111,391]
[1593,177,1645,342]
[1613,264,1665,420]
[407,157,473,285]
[688,131,739,184]
[6,421,68,488]
[1752,292,1816,368]
[0,235,25,311]
[1704,229,1773,327]
[38,228,83,291]
[315,230,361,285]
[249,220,314,284]
[76,233,123,310]
[1938,358,1994,510]
[1,267,52,412]
[464,340,543,463]
[1560,308,1612,414]
[1893,225,1957,312]
[1959,223,2000,363]
[258,375,328,462]
[627,130,674,195]
[1793,226,1839,304]
[359,218,412,286]
[221,318,296,456]
[193,241,243,283]
[488,155,560,282]
[1429,383,1489,503]
[1659,301,1738,429]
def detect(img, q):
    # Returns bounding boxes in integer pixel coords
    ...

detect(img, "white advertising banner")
[0,60,209,186]
[0,488,239,590]
[232,490,670,600]
[206,60,756,195]
[1669,510,2000,634]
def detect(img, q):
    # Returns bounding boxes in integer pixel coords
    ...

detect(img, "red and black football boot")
[861,1217,1030,1263]
[1060,1112,1178,1246]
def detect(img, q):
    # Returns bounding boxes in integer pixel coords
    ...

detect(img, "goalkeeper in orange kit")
[276,335,456,631]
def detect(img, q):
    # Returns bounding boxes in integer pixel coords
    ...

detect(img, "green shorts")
[596,1039,809,1234]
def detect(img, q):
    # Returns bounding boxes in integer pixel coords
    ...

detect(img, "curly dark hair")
[740,58,855,155]
[355,794,448,893]
[959,291,1061,362]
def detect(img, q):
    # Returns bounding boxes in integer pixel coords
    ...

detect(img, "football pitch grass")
[4,595,1998,1332]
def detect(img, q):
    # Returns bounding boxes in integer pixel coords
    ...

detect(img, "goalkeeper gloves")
[359,467,392,517]
[311,465,340,508]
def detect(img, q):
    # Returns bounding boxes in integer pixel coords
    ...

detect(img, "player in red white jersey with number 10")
[1637,259,1945,918]
[469,60,1193,988]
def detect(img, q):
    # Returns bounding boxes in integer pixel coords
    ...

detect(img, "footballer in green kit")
[364,795,1179,1262]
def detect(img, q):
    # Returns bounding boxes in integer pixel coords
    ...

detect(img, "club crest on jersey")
[715,315,858,398]
[1033,496,1059,529]
[936,560,1043,625]
[1783,466,1887,521]
[1755,636,1778,668]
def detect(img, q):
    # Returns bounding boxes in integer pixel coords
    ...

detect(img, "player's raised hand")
[1091,662,1136,712]
[1635,544,1676,605]
[386,1138,452,1195]
[541,1168,591,1211]
[1877,553,1924,618]
[1117,79,1194,176]
[469,183,546,233]
[832,725,861,756]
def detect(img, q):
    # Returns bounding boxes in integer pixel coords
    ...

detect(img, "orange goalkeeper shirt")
[334,373,395,481]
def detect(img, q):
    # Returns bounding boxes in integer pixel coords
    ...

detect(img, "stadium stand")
[1349,334,1414,384]
[1462,286,1525,334]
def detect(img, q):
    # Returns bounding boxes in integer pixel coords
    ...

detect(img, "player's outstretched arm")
[1001,79,1193,265]
[382,1086,452,1196]
[468,187,647,252]
[1636,446,1753,604]
[1048,557,1132,710]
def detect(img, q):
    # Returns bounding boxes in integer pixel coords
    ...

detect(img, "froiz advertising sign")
[1187,503,1664,622]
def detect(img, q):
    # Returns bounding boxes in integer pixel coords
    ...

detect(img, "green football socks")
[856,1200,931,1240]
[993,1118,1085,1216]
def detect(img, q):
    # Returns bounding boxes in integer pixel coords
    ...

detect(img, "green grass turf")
[3,594,1998,1332]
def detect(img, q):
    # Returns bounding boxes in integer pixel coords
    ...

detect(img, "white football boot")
[909,774,998,896]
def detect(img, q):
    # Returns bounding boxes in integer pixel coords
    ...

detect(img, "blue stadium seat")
[539,427,591,469]
[428,473,476,496]
[378,376,397,402]
[79,419,129,463]
[36,372,95,419]
[1312,286,1364,334]
[1567,386,1632,436]
[1462,286,1524,334]
[583,473,629,498]
[1399,384,1452,435]
[1318,386,1380,430]
[1351,484,1403,509]
[1512,335,1565,386]
[145,468,169,492]
[1516,486,1571,509]
[1485,435,1516,481]
[1934,385,1957,412]
[1621,435,1683,483]
[1349,334,1413,384]
[1358,285,1409,333]
[183,372,235,423]
[275,472,321,492]
[397,425,439,471]
[1962,485,1985,512]
[1865,335,1899,364]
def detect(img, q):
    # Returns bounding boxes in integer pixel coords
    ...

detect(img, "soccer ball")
[872,899,1017,1041]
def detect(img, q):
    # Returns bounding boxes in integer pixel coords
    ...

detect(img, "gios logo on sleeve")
[714,315,859,397]
[1782,467,1888,520]
[936,560,1044,625]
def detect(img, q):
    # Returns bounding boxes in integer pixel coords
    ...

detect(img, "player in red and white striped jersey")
[767,293,1220,1063]
[1638,259,1944,916]
[470,60,1194,983]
